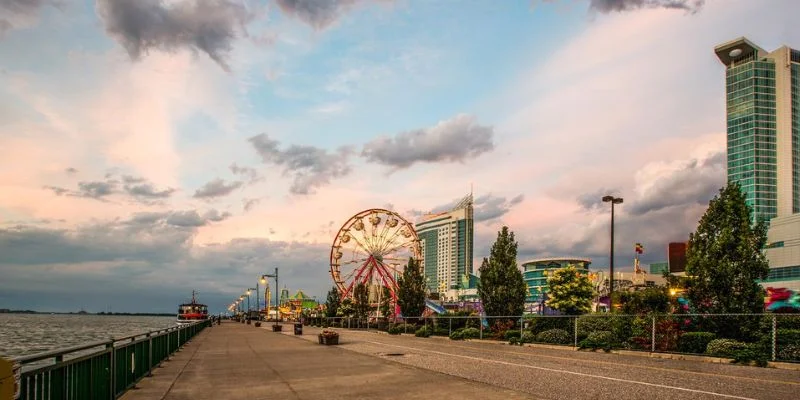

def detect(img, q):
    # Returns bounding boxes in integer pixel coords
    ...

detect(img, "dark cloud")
[76,180,116,199]
[0,0,60,38]
[193,178,243,199]
[248,133,352,195]
[123,182,176,200]
[0,215,330,313]
[576,188,621,211]
[588,0,705,14]
[95,0,258,71]
[65,167,78,174]
[474,194,525,222]
[361,114,495,170]
[275,0,385,30]
[43,173,174,203]
[229,163,262,184]
[242,198,259,212]
[627,151,724,216]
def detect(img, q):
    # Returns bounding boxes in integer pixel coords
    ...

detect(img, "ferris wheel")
[330,208,421,301]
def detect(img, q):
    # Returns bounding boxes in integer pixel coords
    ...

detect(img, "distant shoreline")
[0,310,174,317]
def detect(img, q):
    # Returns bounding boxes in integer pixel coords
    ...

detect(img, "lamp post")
[602,195,623,311]
[261,268,279,321]
[247,288,256,320]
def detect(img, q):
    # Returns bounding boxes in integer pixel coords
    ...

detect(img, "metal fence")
[305,313,800,363]
[12,320,209,400]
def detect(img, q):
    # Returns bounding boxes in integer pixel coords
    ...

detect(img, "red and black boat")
[177,290,208,324]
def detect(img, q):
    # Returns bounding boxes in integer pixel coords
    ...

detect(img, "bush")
[777,315,800,330]
[388,323,414,335]
[576,315,614,340]
[527,317,574,335]
[777,344,800,361]
[678,332,717,354]
[579,330,616,351]
[450,327,480,340]
[536,329,571,345]
[432,327,449,336]
[504,330,522,341]
[508,337,521,346]
[705,339,748,358]
[415,326,431,338]
[777,329,800,345]
[520,332,535,344]
[732,343,769,367]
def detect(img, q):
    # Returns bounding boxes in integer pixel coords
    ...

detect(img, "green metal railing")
[13,320,209,399]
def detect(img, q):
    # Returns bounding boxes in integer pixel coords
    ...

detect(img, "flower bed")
[319,329,340,345]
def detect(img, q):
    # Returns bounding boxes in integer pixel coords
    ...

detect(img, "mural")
[765,287,800,313]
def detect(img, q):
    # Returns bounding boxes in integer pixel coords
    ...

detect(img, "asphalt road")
[289,325,800,400]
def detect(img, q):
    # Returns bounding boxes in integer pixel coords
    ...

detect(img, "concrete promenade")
[120,321,530,400]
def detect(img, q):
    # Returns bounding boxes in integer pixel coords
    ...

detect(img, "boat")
[177,290,208,324]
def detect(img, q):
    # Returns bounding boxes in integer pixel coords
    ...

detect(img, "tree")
[353,283,370,319]
[397,257,425,321]
[379,286,392,319]
[611,287,669,315]
[477,226,527,320]
[325,287,341,318]
[686,182,769,315]
[337,298,354,317]
[545,265,594,315]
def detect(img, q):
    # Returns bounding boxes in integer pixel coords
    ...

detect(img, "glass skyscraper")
[714,38,800,224]
[415,194,474,293]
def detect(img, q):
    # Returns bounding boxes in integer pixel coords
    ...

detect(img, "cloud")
[0,0,60,38]
[165,209,230,227]
[274,0,387,30]
[192,178,243,199]
[65,167,78,174]
[95,0,258,71]
[42,173,175,202]
[248,133,352,195]
[588,0,705,14]
[229,163,261,184]
[361,114,495,170]
[242,198,260,212]
[627,151,724,216]
[474,194,525,222]
[576,188,621,211]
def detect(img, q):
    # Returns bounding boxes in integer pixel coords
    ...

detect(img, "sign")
[0,357,21,400]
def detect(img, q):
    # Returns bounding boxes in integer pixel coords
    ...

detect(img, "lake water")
[0,314,177,359]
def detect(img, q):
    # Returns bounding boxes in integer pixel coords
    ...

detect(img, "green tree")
[397,257,425,321]
[337,298,354,317]
[477,226,527,320]
[325,287,341,318]
[686,182,769,314]
[611,287,670,315]
[546,265,594,315]
[353,283,371,319]
[379,286,392,319]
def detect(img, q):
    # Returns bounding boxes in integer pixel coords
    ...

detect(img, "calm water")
[0,314,177,359]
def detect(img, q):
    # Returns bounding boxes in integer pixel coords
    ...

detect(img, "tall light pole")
[247,288,256,318]
[261,268,279,321]
[602,195,623,311]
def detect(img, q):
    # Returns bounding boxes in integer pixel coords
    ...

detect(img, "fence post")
[772,314,777,361]
[147,333,153,377]
[573,317,578,349]
[108,338,116,399]
[520,316,524,339]
[449,317,452,337]
[480,317,483,340]
[651,316,656,353]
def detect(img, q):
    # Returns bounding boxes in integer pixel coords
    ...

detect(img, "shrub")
[432,327,449,336]
[579,330,616,351]
[732,343,769,367]
[527,317,573,335]
[388,323,414,335]
[777,344,800,361]
[576,315,614,340]
[678,332,717,354]
[777,315,800,330]
[777,329,800,346]
[508,337,521,346]
[520,332,535,344]
[461,328,481,339]
[705,339,748,358]
[536,329,571,345]
[449,329,465,341]
[504,330,522,341]
[415,326,431,338]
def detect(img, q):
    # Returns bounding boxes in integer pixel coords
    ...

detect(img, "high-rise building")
[715,38,800,290]
[714,38,799,224]
[415,194,474,293]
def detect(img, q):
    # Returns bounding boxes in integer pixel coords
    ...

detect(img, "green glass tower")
[415,194,474,293]
[715,38,800,224]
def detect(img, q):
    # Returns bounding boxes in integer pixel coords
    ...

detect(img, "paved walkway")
[121,321,531,400]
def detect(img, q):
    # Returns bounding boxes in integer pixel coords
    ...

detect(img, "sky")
[0,0,797,313]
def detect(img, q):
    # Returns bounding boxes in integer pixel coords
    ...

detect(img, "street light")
[260,268,279,322]
[602,195,623,311]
